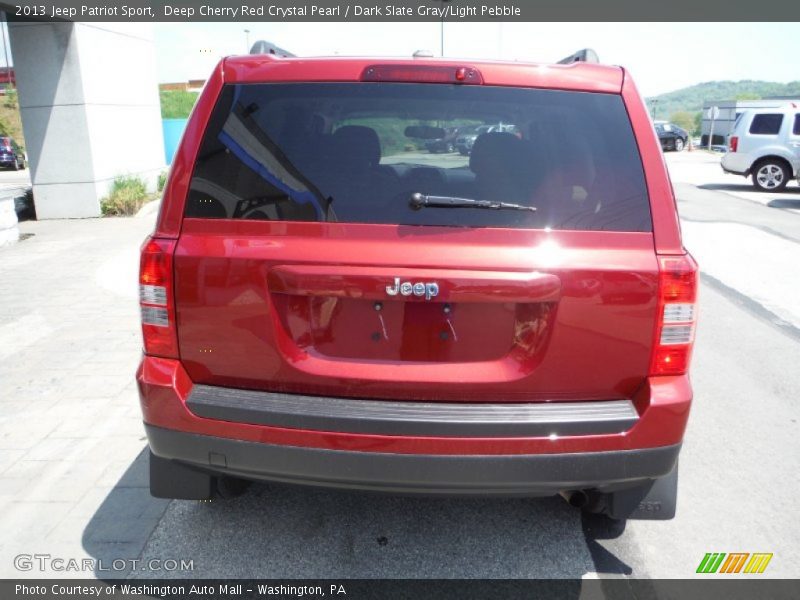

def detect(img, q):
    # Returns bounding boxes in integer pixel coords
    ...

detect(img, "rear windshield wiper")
[409,193,536,212]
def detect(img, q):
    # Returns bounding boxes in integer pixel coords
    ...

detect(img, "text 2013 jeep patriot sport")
[137,47,697,520]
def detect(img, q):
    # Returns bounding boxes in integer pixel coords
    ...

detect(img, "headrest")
[469,132,524,176]
[331,125,381,169]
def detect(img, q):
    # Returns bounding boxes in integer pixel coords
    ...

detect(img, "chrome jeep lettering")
[385,278,439,300]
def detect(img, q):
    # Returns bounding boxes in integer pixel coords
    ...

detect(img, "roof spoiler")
[557,48,599,65]
[250,40,295,57]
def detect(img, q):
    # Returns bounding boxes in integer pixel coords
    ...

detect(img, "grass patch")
[100,175,155,216]
[0,89,25,147]
[160,90,199,119]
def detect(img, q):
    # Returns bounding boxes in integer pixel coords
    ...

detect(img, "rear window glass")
[186,83,651,232]
[794,114,800,136]
[749,113,783,135]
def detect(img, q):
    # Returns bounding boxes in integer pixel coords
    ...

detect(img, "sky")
[153,22,799,98]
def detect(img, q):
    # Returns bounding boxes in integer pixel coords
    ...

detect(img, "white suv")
[721,107,800,191]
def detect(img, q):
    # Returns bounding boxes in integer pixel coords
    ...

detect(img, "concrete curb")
[0,186,30,247]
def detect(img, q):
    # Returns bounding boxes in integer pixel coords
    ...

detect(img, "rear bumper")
[720,153,748,176]
[137,356,691,493]
[146,423,680,495]
[185,384,640,438]
[721,164,747,176]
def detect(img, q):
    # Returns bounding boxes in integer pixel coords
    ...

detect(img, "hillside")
[647,80,800,119]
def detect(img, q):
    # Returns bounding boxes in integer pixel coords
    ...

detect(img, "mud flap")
[149,450,215,500]
[606,461,678,520]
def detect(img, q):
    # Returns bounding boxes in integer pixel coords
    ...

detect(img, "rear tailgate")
[172,77,658,403]
[175,222,656,402]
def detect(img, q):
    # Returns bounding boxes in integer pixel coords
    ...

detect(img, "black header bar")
[4,579,800,599]
[4,0,800,22]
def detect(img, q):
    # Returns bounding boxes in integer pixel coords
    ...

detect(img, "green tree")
[669,111,696,134]
[693,112,702,135]
[734,92,761,101]
[4,88,17,108]
[160,90,199,119]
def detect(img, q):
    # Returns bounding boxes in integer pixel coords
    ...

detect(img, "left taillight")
[139,236,178,358]
[650,254,698,377]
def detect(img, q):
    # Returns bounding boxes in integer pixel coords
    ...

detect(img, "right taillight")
[139,236,178,358]
[650,254,698,376]
[729,136,738,152]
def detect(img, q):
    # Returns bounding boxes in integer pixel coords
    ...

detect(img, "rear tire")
[149,451,214,500]
[215,475,252,499]
[583,462,678,521]
[581,510,627,538]
[752,159,789,192]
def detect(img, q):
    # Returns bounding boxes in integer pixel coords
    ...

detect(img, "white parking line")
[681,221,800,329]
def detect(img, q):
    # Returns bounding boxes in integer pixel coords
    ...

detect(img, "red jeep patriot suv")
[137,47,697,520]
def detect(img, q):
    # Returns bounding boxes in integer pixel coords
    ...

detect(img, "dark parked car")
[654,122,688,152]
[455,125,491,155]
[455,124,518,155]
[425,127,459,153]
[0,136,25,170]
[139,48,697,522]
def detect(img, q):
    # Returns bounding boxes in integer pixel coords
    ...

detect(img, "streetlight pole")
[440,0,451,57]
[440,10,444,56]
[244,29,250,54]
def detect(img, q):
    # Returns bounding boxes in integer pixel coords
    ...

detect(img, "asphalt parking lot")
[0,150,798,580]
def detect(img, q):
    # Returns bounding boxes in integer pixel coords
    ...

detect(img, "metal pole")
[440,6,444,56]
[440,0,452,57]
[706,106,719,150]
[244,29,250,54]
[708,116,714,150]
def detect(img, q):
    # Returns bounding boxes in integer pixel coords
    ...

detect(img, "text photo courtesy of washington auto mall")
[0,1,799,599]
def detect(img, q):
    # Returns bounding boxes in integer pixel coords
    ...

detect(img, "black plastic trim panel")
[186,385,639,437]
[146,424,680,496]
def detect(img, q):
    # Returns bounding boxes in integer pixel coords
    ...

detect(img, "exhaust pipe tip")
[559,490,589,509]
